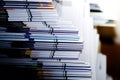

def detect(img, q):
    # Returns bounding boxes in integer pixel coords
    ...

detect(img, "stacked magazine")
[0,0,92,80]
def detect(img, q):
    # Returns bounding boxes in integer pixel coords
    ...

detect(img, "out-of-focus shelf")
[94,23,116,27]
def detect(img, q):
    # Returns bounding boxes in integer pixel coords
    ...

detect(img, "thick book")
[0,40,83,51]
[1,0,54,9]
[0,48,81,60]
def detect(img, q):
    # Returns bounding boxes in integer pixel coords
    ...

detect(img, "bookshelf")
[0,0,99,80]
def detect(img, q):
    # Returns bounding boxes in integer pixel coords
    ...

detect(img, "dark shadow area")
[97,26,120,80]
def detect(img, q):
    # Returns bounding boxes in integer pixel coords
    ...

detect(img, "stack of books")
[0,0,92,80]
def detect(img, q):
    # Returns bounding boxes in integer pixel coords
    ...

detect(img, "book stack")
[0,0,92,80]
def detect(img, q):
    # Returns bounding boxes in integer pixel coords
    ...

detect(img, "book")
[1,0,54,9]
[0,40,83,51]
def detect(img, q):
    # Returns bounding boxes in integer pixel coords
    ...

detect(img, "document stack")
[0,0,92,80]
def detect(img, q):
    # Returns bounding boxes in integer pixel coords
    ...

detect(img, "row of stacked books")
[0,0,92,80]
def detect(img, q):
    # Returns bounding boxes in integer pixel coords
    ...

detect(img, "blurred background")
[90,0,120,80]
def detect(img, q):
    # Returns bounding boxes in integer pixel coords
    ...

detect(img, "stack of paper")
[0,58,92,80]
[0,0,92,80]
[0,0,58,21]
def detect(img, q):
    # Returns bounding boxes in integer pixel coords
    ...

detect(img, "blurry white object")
[107,75,113,80]
[96,53,106,80]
